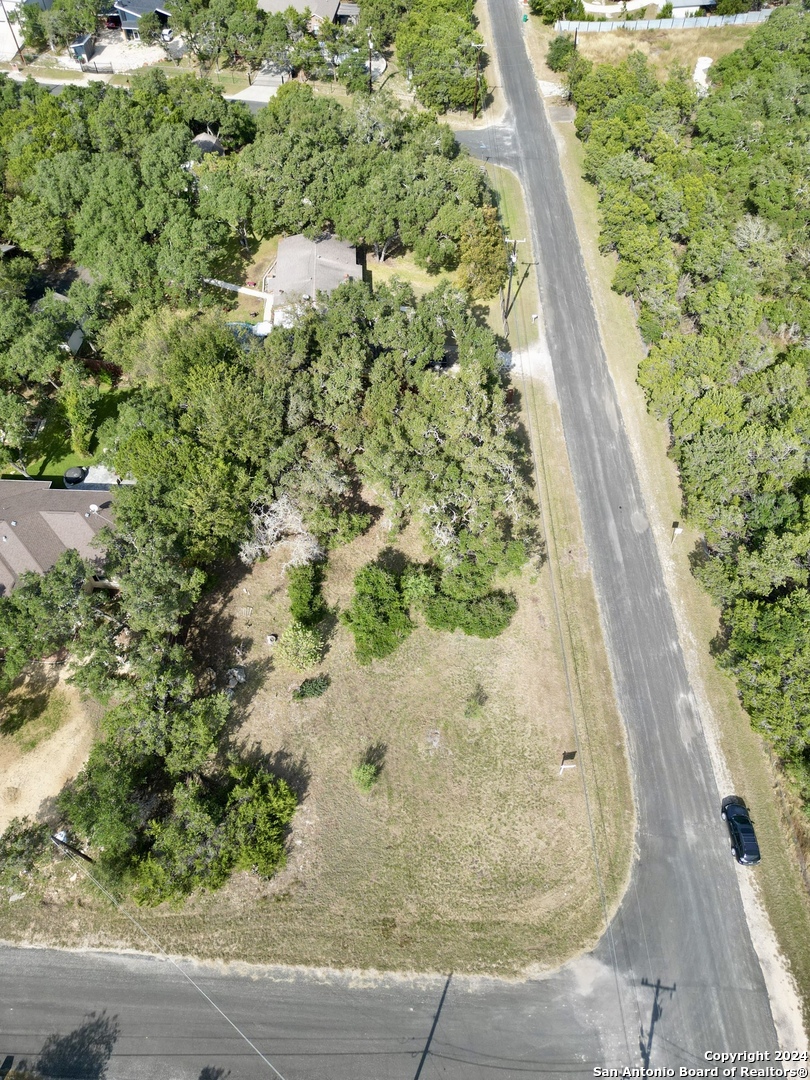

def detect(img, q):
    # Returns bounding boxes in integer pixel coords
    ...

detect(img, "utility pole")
[471,42,485,120]
[0,0,26,66]
[367,28,373,95]
[502,236,526,331]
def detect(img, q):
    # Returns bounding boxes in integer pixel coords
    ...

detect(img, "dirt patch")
[0,669,98,832]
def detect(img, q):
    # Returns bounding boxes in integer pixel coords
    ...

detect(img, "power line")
[53,841,288,1080]
[480,117,636,1067]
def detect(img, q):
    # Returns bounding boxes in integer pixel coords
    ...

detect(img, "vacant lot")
[0,502,629,974]
[574,25,758,78]
[528,20,757,85]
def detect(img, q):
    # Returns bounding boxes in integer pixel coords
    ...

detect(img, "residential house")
[256,0,339,30]
[112,0,170,41]
[265,234,362,325]
[0,480,108,595]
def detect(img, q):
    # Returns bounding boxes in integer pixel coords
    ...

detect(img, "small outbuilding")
[191,132,225,157]
[68,34,95,62]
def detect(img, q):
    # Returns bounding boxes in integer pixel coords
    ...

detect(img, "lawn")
[15,385,132,487]
[208,235,278,287]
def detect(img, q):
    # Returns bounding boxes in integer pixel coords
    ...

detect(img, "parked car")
[161,27,173,41]
[721,796,761,865]
[105,14,120,28]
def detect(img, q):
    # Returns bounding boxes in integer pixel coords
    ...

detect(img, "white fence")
[556,8,772,31]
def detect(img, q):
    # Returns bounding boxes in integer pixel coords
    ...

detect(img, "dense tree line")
[562,9,810,798]
[0,75,505,476]
[0,52,525,901]
[15,0,486,114]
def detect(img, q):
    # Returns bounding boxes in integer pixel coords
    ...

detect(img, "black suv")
[721,796,761,865]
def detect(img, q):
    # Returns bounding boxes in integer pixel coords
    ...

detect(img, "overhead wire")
[53,841,289,1080]
[478,102,638,1068]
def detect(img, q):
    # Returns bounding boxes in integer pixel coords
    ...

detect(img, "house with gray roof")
[113,0,171,40]
[265,234,362,325]
[256,0,339,28]
[0,480,108,595]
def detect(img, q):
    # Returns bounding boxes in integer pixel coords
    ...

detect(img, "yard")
[2,385,131,486]
[0,148,633,976]
[0,490,631,976]
[0,669,99,837]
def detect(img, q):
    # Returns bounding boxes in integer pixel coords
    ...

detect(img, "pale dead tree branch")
[239,495,323,568]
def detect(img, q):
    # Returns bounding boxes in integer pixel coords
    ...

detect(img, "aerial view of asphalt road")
[458,0,781,1065]
[0,8,786,1079]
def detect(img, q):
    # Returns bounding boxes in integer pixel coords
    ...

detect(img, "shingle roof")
[0,480,108,594]
[267,235,361,308]
[113,0,171,18]
[256,0,339,22]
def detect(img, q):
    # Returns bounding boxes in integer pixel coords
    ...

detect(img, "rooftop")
[113,0,171,17]
[267,234,361,313]
[256,0,339,21]
[0,480,109,595]
[192,132,225,156]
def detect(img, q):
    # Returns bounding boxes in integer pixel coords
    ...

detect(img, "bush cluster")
[286,562,327,626]
[341,565,413,664]
[292,674,331,701]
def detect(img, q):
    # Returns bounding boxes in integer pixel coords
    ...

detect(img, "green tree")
[14,4,48,50]
[58,359,99,457]
[546,34,576,72]
[275,620,324,670]
[458,205,508,299]
[397,10,486,112]
[341,563,412,663]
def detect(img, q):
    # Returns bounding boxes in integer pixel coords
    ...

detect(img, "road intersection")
[0,4,788,1075]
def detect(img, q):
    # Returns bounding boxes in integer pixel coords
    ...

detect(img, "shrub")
[341,565,412,663]
[292,674,330,701]
[401,564,437,608]
[352,762,379,793]
[0,817,50,882]
[286,562,326,626]
[425,591,517,638]
[275,620,324,670]
[547,34,576,72]
[657,1,673,15]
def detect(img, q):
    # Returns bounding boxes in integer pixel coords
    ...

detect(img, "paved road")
[0,7,781,1076]
[0,944,623,1079]
[459,0,779,1064]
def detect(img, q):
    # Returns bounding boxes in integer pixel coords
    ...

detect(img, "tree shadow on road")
[33,1011,120,1078]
